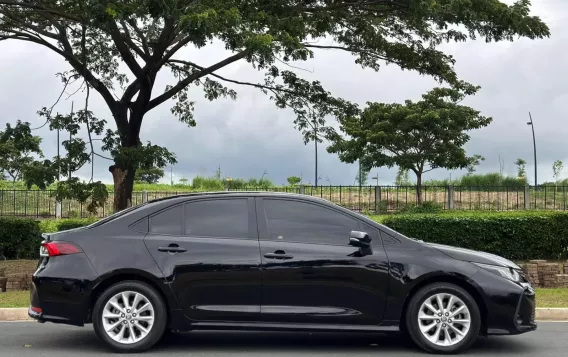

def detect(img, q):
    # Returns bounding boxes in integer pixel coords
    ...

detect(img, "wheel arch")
[399,274,488,335]
[86,269,177,324]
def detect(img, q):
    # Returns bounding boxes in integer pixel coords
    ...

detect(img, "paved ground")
[0,322,566,356]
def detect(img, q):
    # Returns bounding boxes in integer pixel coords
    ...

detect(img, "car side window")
[184,199,249,239]
[262,199,360,245]
[150,205,182,235]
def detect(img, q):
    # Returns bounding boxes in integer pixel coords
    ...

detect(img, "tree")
[134,167,164,184]
[466,155,485,175]
[328,83,492,203]
[0,121,43,185]
[515,158,527,179]
[0,1,549,211]
[553,160,563,183]
[355,164,370,186]
[178,177,189,185]
[287,176,301,186]
[395,167,411,186]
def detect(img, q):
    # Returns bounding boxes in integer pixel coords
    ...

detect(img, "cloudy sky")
[1,0,567,186]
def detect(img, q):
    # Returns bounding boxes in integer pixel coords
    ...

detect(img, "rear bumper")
[29,254,99,326]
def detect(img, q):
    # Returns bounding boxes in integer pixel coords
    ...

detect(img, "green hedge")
[376,211,568,260]
[0,218,41,260]
[0,218,96,260]
[38,218,97,233]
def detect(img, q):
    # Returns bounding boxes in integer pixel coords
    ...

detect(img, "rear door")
[143,197,262,322]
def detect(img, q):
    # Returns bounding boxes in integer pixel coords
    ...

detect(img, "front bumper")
[473,269,537,335]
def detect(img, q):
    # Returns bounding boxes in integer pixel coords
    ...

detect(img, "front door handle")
[158,244,187,253]
[264,250,293,260]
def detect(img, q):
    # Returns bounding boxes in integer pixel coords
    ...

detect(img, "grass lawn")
[1,288,567,309]
[0,290,28,308]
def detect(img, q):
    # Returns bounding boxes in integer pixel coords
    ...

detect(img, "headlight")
[474,262,521,282]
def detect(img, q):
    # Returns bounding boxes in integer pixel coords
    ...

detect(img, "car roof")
[146,191,331,205]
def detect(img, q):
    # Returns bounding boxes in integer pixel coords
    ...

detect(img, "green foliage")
[398,201,444,214]
[0,218,96,260]
[135,167,165,184]
[328,84,492,202]
[0,0,550,212]
[395,167,411,186]
[466,155,485,175]
[379,211,568,260]
[553,160,564,182]
[191,176,224,190]
[515,158,527,178]
[0,217,41,260]
[458,173,528,187]
[38,218,96,233]
[0,121,43,183]
[287,176,302,186]
[355,165,370,186]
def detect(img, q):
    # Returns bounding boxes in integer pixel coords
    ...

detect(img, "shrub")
[398,201,444,214]
[378,211,568,260]
[0,217,41,259]
[38,218,96,233]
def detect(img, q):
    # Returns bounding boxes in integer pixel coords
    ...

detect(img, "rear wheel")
[405,282,481,354]
[93,281,167,353]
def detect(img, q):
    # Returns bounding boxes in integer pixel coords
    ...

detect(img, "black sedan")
[29,192,536,354]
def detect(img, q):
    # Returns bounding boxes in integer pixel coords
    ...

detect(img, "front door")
[144,197,262,322]
[256,197,390,326]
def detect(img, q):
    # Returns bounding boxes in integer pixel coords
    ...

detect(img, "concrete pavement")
[0,322,567,356]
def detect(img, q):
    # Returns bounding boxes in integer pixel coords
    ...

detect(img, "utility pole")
[314,121,318,188]
[68,102,74,180]
[527,112,538,187]
[371,172,379,186]
[170,167,173,185]
[56,113,60,181]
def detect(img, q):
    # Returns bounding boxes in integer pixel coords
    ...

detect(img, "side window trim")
[258,197,364,247]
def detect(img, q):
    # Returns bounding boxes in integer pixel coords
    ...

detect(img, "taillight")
[40,241,82,257]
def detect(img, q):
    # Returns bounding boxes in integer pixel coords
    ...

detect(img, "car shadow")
[155,331,536,355]
[33,327,538,355]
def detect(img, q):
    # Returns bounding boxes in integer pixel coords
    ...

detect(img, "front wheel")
[405,282,481,354]
[93,281,167,353]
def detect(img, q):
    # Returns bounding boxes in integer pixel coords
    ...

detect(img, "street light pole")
[527,112,537,187]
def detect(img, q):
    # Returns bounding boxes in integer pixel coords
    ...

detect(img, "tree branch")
[147,50,249,112]
[298,0,400,12]
[118,20,149,60]
[167,59,302,97]
[125,19,150,56]
[0,1,82,22]
[106,21,146,80]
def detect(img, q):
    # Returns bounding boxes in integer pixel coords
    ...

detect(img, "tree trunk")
[109,106,143,212]
[110,164,136,212]
[416,173,423,205]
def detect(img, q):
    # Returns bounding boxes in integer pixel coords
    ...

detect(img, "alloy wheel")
[101,291,155,344]
[417,293,471,347]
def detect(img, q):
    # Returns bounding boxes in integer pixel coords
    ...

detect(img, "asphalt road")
[0,322,566,356]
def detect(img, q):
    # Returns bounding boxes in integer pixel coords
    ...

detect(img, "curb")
[0,307,568,322]
[0,308,30,321]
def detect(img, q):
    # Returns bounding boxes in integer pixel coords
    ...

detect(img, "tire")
[93,281,167,353]
[405,282,481,354]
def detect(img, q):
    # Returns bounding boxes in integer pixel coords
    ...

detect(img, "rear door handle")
[158,244,187,253]
[264,251,293,260]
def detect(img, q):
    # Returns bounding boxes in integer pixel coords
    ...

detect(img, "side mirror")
[349,231,372,248]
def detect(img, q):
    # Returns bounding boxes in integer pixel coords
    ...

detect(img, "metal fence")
[1,185,567,219]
